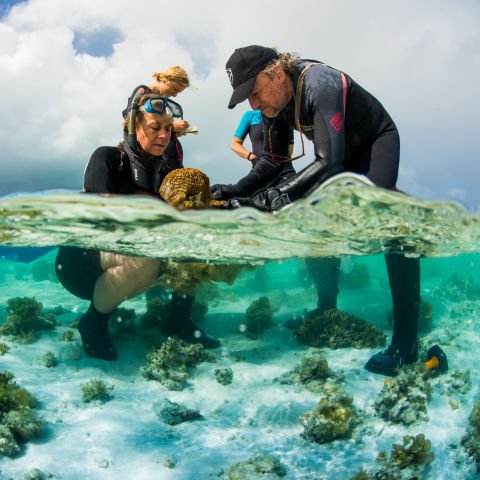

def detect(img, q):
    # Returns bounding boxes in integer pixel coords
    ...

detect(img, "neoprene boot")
[365,254,420,376]
[78,302,118,361]
[162,292,220,349]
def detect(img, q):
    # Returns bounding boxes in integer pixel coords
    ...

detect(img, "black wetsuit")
[55,146,182,300]
[251,60,418,369]
[122,84,184,168]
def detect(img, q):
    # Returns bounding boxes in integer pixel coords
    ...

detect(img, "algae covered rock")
[244,296,273,339]
[153,398,202,425]
[0,342,9,355]
[42,351,58,368]
[4,407,44,442]
[300,386,358,443]
[462,394,480,471]
[277,348,338,393]
[0,423,21,456]
[374,364,431,425]
[214,367,233,386]
[228,452,287,479]
[24,469,58,480]
[295,309,386,349]
[80,379,115,403]
[0,297,57,343]
[350,434,434,480]
[143,337,216,391]
[0,371,44,457]
[375,434,434,480]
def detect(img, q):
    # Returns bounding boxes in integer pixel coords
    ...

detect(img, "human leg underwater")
[56,247,163,360]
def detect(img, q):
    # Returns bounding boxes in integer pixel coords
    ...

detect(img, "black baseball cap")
[226,45,278,109]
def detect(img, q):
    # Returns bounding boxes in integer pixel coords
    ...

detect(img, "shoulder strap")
[295,62,347,121]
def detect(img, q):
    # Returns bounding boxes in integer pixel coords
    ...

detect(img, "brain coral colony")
[0,297,57,343]
[295,308,386,349]
[0,372,44,456]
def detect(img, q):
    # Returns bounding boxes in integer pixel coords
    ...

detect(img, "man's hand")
[210,184,236,200]
[249,188,291,211]
[219,197,250,209]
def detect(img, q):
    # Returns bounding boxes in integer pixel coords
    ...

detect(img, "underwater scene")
[1,177,480,479]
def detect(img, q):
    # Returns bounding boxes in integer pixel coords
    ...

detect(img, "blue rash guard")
[234,110,264,162]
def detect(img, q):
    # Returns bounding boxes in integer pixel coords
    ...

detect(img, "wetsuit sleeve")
[83,147,121,194]
[233,111,252,140]
[272,68,346,201]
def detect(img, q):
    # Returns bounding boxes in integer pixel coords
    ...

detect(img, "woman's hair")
[121,92,172,140]
[152,65,190,89]
[261,49,301,78]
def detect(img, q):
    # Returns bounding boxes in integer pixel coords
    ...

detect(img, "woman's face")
[151,80,185,97]
[136,113,172,156]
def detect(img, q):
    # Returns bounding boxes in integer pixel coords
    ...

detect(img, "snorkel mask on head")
[127,91,183,139]
[124,89,183,193]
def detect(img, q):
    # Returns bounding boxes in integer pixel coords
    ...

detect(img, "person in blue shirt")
[231,110,294,167]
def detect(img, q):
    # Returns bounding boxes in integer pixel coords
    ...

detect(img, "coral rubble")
[300,386,358,444]
[295,309,386,349]
[0,297,56,343]
[374,365,431,425]
[143,337,216,391]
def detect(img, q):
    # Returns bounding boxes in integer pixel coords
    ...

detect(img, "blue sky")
[0,0,479,210]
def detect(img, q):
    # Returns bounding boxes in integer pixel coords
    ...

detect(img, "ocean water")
[1,175,480,479]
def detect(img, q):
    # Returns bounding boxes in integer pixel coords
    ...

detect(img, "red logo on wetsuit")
[330,112,343,131]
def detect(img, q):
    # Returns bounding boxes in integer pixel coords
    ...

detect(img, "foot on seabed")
[365,343,417,377]
[165,320,220,349]
[78,314,118,361]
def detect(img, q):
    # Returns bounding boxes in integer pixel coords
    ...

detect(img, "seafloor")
[0,251,479,479]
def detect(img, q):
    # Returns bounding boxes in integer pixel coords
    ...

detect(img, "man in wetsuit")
[215,45,419,376]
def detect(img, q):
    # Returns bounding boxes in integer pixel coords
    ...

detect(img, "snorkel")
[123,87,165,193]
[126,86,146,154]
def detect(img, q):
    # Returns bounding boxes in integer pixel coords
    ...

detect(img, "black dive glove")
[210,184,236,200]
[249,188,291,211]
[220,197,250,209]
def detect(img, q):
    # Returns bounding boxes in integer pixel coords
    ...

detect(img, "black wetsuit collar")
[123,134,164,193]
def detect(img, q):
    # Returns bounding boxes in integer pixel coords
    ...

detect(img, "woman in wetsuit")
[56,91,219,361]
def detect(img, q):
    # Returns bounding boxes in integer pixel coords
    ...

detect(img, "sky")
[0,0,479,209]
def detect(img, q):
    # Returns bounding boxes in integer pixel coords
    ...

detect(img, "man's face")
[247,68,292,118]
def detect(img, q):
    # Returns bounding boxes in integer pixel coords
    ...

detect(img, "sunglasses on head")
[138,97,183,119]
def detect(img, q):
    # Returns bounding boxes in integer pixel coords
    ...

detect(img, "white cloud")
[0,0,478,207]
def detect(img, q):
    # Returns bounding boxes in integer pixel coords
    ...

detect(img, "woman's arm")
[231,137,255,161]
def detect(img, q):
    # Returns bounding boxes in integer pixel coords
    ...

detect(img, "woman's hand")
[173,120,190,137]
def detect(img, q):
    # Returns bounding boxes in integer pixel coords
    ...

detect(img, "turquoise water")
[1,177,480,479]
